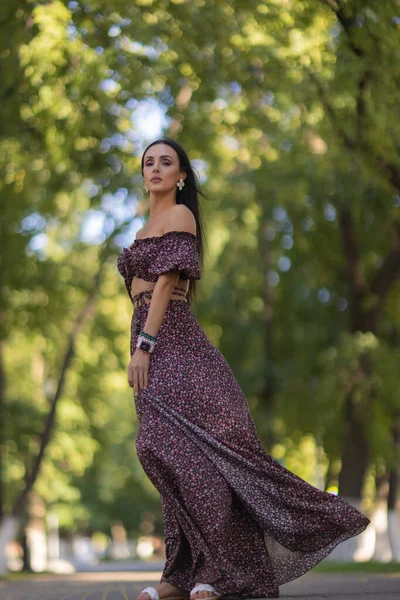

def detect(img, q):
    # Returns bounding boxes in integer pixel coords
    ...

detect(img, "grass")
[313,560,400,573]
[0,570,55,581]
[1,561,399,581]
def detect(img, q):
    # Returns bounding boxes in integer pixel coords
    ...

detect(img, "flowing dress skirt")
[131,292,371,599]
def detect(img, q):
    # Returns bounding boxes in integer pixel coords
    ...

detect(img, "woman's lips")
[151,178,162,182]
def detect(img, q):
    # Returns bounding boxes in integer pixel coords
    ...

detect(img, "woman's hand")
[128,349,151,393]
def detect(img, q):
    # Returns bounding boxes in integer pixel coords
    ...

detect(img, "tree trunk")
[371,471,392,561]
[259,218,277,452]
[11,270,101,520]
[324,455,340,491]
[0,517,20,575]
[21,530,31,572]
[0,335,5,521]
[336,206,400,560]
[0,268,103,574]
[338,391,370,499]
[387,415,400,560]
[387,505,400,561]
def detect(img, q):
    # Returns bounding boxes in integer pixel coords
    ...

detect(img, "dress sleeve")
[117,248,135,302]
[148,231,201,280]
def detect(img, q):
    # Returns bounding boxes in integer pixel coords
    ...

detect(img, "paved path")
[0,571,399,600]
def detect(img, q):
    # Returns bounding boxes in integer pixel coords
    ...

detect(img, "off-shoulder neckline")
[131,230,197,246]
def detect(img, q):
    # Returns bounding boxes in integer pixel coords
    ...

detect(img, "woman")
[117,138,370,600]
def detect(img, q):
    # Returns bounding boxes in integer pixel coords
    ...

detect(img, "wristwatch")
[138,340,151,352]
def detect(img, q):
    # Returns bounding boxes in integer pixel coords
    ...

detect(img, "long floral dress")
[117,230,370,599]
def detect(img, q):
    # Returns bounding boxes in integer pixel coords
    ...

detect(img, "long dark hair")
[141,137,206,306]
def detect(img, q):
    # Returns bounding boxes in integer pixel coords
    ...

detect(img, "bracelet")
[140,330,158,343]
[136,334,156,354]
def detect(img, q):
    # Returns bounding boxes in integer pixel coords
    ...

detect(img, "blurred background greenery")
[1,0,400,573]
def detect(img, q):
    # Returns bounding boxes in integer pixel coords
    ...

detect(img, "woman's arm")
[128,272,180,394]
[139,270,181,340]
[128,205,197,393]
[141,204,196,340]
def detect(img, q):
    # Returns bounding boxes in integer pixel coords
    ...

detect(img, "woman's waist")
[132,287,187,311]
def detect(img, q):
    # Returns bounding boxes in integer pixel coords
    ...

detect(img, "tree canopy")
[1,0,399,557]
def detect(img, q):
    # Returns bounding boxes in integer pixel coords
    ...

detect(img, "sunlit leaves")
[2,0,400,534]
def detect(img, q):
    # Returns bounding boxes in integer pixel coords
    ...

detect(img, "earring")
[177,177,185,191]
[144,186,149,193]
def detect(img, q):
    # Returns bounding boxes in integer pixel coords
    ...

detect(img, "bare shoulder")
[163,204,197,236]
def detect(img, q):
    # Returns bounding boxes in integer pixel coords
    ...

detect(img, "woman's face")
[142,143,186,195]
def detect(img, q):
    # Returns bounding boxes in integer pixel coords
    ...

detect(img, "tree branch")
[321,0,364,56]
[373,156,400,193]
[321,0,340,11]
[369,221,400,303]
[338,207,367,295]
[307,70,400,196]
[306,69,356,150]
[356,68,371,144]
[12,267,104,518]
[338,206,372,332]
[336,9,364,57]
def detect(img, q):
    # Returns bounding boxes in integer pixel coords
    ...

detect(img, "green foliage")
[1,0,400,538]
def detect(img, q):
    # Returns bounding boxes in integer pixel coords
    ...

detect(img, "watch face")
[140,340,151,352]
